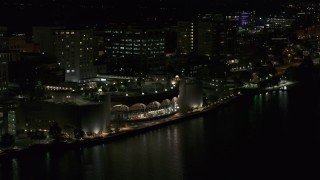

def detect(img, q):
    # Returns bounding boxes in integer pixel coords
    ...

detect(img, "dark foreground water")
[1,86,320,180]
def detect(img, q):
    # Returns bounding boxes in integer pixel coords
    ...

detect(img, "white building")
[178,78,203,112]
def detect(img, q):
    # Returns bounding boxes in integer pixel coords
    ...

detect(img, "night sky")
[0,0,311,29]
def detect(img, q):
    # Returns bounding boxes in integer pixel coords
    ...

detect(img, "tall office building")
[177,21,195,55]
[0,53,8,96]
[197,13,239,61]
[197,21,214,58]
[104,25,165,58]
[238,11,255,27]
[33,26,65,58]
[0,34,26,52]
[265,15,295,31]
[0,33,39,53]
[54,29,96,82]
[0,102,18,135]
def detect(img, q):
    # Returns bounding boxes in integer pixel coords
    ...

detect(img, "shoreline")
[0,81,298,160]
[0,93,244,160]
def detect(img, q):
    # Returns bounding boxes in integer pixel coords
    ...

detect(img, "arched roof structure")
[146,101,161,109]
[172,97,178,103]
[130,103,146,111]
[112,104,129,112]
[161,99,171,107]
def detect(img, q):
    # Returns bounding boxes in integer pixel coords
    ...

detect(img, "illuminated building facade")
[0,33,39,53]
[111,97,178,121]
[177,78,203,113]
[33,26,65,58]
[197,20,213,58]
[197,13,239,60]
[0,52,10,96]
[265,16,295,31]
[0,101,18,135]
[238,11,255,27]
[177,21,195,55]
[104,25,165,58]
[55,29,96,82]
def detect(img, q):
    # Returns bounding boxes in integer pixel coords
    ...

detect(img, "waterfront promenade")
[0,80,297,160]
[0,91,240,160]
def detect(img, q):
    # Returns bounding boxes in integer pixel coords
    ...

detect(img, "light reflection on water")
[1,88,319,180]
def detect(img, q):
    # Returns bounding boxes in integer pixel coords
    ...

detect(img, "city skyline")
[0,0,302,29]
[0,1,320,179]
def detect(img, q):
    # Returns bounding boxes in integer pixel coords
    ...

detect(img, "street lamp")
[154,84,157,93]
[125,87,128,96]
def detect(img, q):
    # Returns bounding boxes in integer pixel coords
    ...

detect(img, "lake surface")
[1,85,319,180]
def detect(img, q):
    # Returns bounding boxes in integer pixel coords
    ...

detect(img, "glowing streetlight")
[125,87,128,96]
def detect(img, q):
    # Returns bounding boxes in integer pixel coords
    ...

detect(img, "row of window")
[111,51,165,54]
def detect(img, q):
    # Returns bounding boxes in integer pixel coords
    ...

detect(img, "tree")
[1,133,15,148]
[74,129,85,139]
[49,122,62,141]
[31,130,46,144]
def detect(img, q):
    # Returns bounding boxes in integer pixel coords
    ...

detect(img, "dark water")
[1,87,320,180]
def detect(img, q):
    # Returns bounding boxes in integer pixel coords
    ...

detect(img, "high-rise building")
[177,21,195,55]
[54,29,96,82]
[265,15,295,31]
[104,25,165,58]
[0,100,18,136]
[33,26,65,58]
[0,33,39,53]
[0,53,9,96]
[0,51,20,63]
[0,34,26,52]
[197,13,239,61]
[238,11,255,27]
[197,21,214,58]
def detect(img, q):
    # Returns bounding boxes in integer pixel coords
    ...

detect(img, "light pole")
[125,86,128,96]
[154,84,157,94]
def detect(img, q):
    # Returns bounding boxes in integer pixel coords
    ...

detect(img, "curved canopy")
[172,97,178,103]
[161,99,171,107]
[112,104,129,112]
[146,101,161,109]
[130,103,146,111]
